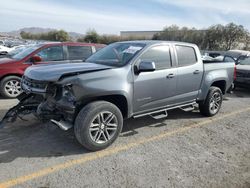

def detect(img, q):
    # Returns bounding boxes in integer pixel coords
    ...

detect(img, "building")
[120,31,161,39]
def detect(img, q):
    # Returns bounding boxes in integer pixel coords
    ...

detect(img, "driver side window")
[36,46,64,61]
[139,45,172,70]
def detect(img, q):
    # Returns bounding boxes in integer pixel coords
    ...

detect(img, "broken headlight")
[62,84,76,103]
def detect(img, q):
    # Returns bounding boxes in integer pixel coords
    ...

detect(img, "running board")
[133,102,196,119]
[180,105,195,112]
[150,110,168,120]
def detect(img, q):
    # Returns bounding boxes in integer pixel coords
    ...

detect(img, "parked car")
[0,45,13,55]
[235,56,250,87]
[0,40,5,46]
[0,45,28,59]
[0,41,235,151]
[0,42,105,98]
[225,50,250,63]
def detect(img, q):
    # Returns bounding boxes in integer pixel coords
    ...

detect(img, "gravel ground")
[0,88,250,188]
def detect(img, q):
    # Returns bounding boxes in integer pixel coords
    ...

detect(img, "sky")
[0,0,250,34]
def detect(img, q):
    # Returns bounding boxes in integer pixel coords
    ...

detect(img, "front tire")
[199,86,223,117]
[0,76,22,98]
[74,101,123,151]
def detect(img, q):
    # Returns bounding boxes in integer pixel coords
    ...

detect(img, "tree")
[152,25,206,48]
[153,23,249,50]
[222,23,245,50]
[20,30,69,41]
[203,23,248,50]
[99,35,121,44]
[204,24,224,50]
[77,37,85,42]
[242,31,250,50]
[20,31,33,39]
[84,29,100,43]
[53,30,69,42]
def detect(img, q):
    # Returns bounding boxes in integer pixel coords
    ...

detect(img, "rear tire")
[199,86,223,117]
[0,76,22,98]
[74,101,123,151]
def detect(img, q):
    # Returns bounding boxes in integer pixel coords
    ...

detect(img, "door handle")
[193,70,200,74]
[166,73,175,79]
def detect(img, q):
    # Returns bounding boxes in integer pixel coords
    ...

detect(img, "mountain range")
[0,27,84,40]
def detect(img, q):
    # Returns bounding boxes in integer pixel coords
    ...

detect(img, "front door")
[133,45,177,113]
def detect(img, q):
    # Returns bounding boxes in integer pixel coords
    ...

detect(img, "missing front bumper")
[0,94,40,128]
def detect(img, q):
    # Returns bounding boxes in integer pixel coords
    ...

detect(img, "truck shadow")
[121,109,203,137]
[0,108,203,163]
[229,87,250,98]
[0,116,85,163]
[0,95,8,99]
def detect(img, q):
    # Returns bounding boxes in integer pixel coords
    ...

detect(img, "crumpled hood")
[24,62,112,82]
[0,58,17,65]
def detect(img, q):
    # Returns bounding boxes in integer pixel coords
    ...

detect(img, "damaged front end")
[0,76,77,130]
[0,93,40,128]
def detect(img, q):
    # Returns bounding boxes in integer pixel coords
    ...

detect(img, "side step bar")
[150,110,168,120]
[133,102,196,119]
[180,104,195,112]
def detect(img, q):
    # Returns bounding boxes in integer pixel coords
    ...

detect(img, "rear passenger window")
[68,46,92,60]
[176,45,197,66]
[139,45,171,70]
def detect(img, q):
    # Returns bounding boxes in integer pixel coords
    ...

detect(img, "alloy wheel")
[209,92,222,114]
[4,79,22,97]
[89,111,118,144]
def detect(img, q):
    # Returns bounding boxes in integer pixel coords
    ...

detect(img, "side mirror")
[136,61,156,73]
[31,55,42,63]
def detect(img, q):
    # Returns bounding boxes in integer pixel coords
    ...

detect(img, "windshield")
[86,42,146,66]
[12,44,43,60]
[239,57,250,65]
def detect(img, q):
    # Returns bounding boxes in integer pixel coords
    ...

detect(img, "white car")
[0,45,13,55]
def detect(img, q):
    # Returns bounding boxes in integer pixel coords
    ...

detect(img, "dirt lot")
[0,88,250,188]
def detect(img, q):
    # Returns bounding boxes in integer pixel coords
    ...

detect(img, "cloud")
[0,0,249,34]
[155,0,250,15]
[0,0,180,34]
[152,0,250,30]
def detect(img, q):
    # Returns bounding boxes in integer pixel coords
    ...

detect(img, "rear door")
[67,45,93,62]
[133,45,177,113]
[174,45,203,103]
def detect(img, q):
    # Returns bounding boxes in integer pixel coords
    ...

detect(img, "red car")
[0,42,105,98]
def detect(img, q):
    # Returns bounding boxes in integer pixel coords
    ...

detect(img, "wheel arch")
[210,80,227,94]
[0,74,23,81]
[198,79,227,104]
[77,94,130,119]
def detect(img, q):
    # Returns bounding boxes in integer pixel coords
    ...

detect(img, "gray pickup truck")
[0,41,235,151]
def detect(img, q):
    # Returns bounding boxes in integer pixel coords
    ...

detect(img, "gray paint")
[24,63,111,82]
[23,41,235,119]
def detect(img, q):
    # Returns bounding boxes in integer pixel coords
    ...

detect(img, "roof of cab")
[40,42,106,47]
[117,40,197,46]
